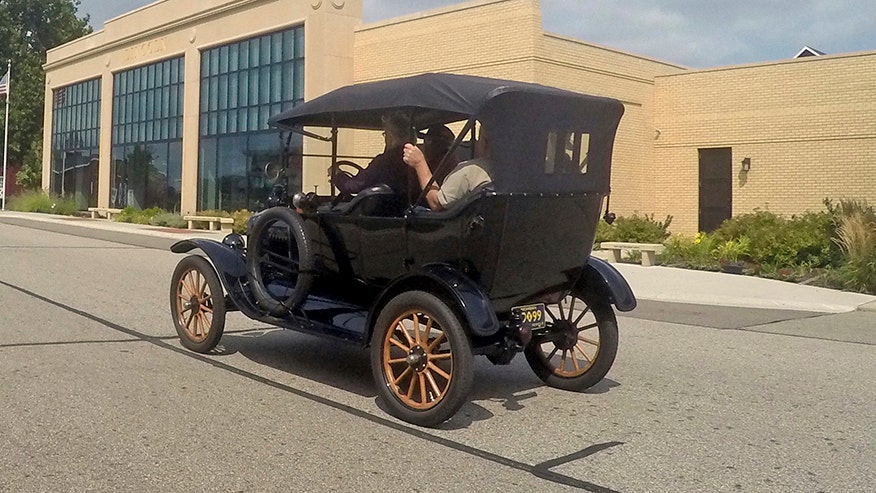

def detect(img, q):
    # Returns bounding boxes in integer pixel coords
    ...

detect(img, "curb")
[857,300,876,312]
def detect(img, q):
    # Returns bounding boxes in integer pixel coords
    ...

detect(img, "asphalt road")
[1,220,874,493]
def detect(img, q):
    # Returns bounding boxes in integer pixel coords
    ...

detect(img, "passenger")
[331,112,412,198]
[419,124,458,185]
[403,124,493,211]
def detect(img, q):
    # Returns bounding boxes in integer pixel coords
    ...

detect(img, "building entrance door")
[698,147,732,232]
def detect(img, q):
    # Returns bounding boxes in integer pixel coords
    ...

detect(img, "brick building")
[42,0,875,232]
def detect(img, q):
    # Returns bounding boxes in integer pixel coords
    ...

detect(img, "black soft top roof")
[268,72,624,130]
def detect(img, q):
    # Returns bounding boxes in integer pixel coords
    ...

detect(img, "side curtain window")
[543,130,590,175]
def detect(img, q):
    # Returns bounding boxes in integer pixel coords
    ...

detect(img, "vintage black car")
[169,73,636,427]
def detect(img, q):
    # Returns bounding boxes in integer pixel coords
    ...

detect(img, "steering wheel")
[329,160,365,184]
[329,160,366,205]
[335,160,364,174]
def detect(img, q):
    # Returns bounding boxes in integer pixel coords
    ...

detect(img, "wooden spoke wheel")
[524,289,618,391]
[371,291,473,427]
[170,255,226,353]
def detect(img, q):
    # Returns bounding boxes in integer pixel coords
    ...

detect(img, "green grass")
[7,190,79,215]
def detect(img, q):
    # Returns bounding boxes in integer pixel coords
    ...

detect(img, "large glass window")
[198,26,304,211]
[51,79,100,209]
[111,57,184,211]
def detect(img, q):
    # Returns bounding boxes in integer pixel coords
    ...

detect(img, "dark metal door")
[698,148,732,232]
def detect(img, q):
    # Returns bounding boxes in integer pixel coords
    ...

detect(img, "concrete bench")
[183,215,234,234]
[599,241,665,267]
[87,207,123,220]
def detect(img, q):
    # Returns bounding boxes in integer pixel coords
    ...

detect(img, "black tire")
[524,289,618,391]
[246,207,314,316]
[170,255,226,353]
[370,291,474,427]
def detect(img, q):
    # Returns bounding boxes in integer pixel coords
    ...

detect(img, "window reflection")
[51,79,100,209]
[198,25,304,211]
[111,57,184,210]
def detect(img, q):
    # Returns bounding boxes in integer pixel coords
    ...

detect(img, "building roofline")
[543,32,688,70]
[356,0,520,32]
[45,0,270,70]
[655,48,876,78]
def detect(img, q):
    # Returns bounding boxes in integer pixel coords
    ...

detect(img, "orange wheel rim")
[381,310,453,410]
[175,268,214,342]
[539,295,600,377]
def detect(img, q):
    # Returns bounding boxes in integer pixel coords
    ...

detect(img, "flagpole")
[2,59,10,211]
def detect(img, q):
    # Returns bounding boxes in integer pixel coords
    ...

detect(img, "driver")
[330,112,412,198]
[403,123,493,211]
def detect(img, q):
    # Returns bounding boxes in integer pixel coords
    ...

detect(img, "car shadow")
[214,328,620,429]
[216,329,376,397]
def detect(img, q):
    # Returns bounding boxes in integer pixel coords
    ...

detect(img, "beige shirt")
[436,158,493,208]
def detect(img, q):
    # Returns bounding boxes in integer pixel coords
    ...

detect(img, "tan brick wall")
[654,52,876,233]
[354,0,541,83]
[351,0,543,165]
[353,0,688,217]
[535,34,684,215]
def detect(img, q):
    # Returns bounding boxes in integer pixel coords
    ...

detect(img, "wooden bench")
[87,207,123,220]
[599,242,665,267]
[183,215,234,234]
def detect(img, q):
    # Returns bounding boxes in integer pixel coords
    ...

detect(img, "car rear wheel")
[246,207,314,316]
[370,291,473,427]
[524,289,618,391]
[170,255,226,353]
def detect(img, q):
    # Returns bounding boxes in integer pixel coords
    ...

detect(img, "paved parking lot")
[1,217,874,492]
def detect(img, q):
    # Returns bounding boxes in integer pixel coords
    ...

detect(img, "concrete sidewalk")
[613,263,876,314]
[3,210,875,314]
[0,210,228,250]
[0,210,228,241]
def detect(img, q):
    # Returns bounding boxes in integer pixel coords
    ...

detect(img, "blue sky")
[76,0,876,68]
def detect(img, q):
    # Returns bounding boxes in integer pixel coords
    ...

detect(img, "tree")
[0,0,91,189]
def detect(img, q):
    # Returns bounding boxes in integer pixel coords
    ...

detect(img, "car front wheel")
[370,291,473,427]
[170,255,226,353]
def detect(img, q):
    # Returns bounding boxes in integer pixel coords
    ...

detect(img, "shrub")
[660,232,720,270]
[714,210,836,269]
[150,212,187,229]
[824,197,876,224]
[230,209,253,234]
[114,206,163,224]
[7,190,79,215]
[595,218,614,243]
[712,236,750,263]
[834,212,876,293]
[193,209,253,234]
[597,212,672,244]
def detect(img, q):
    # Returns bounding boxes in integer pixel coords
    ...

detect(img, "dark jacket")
[333,145,416,200]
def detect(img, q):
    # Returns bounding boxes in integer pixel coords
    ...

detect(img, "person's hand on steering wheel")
[328,160,365,199]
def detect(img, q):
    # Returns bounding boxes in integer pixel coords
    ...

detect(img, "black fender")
[170,238,247,293]
[367,263,500,341]
[579,256,637,312]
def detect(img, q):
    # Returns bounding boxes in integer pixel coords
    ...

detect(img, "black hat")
[418,124,454,143]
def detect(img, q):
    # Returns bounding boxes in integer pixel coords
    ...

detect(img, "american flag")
[0,70,8,96]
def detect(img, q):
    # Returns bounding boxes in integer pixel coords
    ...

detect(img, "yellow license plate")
[511,303,546,330]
